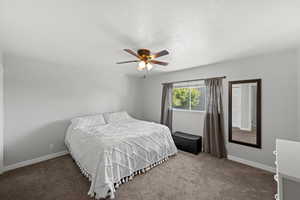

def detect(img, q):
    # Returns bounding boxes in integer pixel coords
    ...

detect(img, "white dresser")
[274,139,300,200]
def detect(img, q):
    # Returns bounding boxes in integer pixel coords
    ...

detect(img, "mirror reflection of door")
[229,79,261,148]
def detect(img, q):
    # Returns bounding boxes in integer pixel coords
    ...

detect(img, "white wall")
[140,49,299,167]
[3,49,300,168]
[173,111,204,136]
[3,54,142,166]
[298,48,300,141]
[0,53,3,172]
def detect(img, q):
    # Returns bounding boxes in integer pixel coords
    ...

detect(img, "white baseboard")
[2,150,69,173]
[228,155,275,173]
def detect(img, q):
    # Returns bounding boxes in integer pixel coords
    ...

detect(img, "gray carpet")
[0,151,276,200]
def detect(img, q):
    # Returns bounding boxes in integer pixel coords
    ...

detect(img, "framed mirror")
[228,79,261,148]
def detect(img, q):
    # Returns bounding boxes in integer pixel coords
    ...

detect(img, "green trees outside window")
[172,87,206,111]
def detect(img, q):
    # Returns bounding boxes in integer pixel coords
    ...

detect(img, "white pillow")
[71,114,106,130]
[104,111,131,123]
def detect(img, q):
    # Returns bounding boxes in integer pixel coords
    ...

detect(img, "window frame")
[172,85,206,113]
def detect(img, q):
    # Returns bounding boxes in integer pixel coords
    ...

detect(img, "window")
[172,85,206,112]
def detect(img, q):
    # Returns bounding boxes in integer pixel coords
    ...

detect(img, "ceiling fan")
[116,49,169,71]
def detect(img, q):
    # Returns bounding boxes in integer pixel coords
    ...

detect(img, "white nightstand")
[274,139,300,200]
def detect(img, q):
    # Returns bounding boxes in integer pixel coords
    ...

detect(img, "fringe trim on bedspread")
[68,147,173,199]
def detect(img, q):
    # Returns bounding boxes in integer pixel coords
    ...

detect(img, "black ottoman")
[172,131,202,154]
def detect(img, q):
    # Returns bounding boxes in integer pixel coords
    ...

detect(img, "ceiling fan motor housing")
[137,49,151,60]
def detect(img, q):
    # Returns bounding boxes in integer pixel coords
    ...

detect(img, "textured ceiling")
[1,0,300,75]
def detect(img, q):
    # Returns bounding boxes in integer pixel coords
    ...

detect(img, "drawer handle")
[275,161,278,166]
[274,175,278,182]
[273,150,277,156]
[274,194,279,200]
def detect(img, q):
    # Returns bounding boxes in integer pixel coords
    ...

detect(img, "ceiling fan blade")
[149,60,168,66]
[116,60,140,64]
[123,49,141,59]
[152,50,169,58]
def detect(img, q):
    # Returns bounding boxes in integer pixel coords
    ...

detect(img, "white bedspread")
[65,119,177,199]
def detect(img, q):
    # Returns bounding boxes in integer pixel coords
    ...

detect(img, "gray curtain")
[203,78,227,158]
[160,83,173,132]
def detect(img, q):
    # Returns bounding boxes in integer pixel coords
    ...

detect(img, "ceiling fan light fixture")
[137,66,144,71]
[146,63,153,71]
[138,61,146,68]
[137,61,145,71]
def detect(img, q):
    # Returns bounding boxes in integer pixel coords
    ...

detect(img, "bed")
[65,111,177,199]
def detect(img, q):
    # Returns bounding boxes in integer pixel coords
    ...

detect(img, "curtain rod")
[161,76,226,85]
